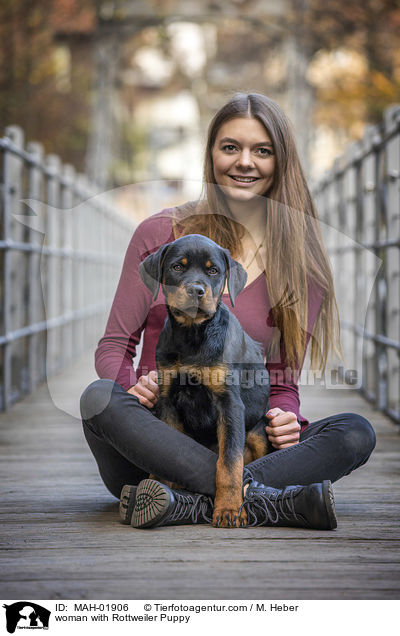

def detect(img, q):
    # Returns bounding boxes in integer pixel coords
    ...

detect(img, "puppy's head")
[139,234,247,325]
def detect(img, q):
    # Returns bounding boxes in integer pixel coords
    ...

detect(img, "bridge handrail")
[0,125,135,411]
[313,105,400,424]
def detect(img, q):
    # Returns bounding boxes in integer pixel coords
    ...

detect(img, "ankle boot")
[119,485,138,524]
[242,479,337,530]
[131,479,214,529]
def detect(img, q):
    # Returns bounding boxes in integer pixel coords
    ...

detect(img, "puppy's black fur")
[139,233,270,527]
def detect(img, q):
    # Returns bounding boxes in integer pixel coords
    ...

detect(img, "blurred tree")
[3,0,397,184]
[0,0,95,170]
[299,0,400,125]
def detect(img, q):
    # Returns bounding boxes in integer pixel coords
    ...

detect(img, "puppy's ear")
[221,248,247,307]
[139,244,170,300]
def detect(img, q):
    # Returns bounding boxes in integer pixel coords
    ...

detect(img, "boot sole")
[322,480,337,530]
[131,479,170,529]
[119,485,137,525]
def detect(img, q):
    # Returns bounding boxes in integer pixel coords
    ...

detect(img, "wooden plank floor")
[1,353,399,600]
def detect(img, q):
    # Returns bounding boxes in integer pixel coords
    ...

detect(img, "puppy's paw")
[212,505,247,528]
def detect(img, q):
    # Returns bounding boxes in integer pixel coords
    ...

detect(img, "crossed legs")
[80,379,376,499]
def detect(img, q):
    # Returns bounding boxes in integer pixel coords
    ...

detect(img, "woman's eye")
[222,144,236,152]
[208,267,218,275]
[258,147,273,156]
[172,263,184,271]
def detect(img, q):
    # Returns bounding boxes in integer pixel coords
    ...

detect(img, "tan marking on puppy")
[164,286,190,310]
[213,417,246,528]
[201,286,218,314]
[181,257,188,265]
[158,363,229,395]
[202,363,227,394]
[244,430,269,464]
[164,411,184,433]
[205,259,212,268]
[165,285,217,311]
[157,365,179,398]
[164,280,221,326]
[169,288,218,326]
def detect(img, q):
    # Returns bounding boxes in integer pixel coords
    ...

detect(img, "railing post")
[60,163,75,368]
[361,124,379,404]
[3,125,24,409]
[385,106,400,419]
[45,154,61,376]
[344,141,361,375]
[26,141,44,393]
[74,174,87,356]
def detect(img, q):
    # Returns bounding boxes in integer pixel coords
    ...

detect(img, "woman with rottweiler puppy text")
[80,93,376,530]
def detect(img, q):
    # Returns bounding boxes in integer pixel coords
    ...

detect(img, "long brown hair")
[172,92,341,372]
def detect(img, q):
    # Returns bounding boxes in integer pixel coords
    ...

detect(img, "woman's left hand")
[265,407,301,449]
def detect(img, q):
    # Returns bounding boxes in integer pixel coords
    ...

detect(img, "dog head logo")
[3,602,50,633]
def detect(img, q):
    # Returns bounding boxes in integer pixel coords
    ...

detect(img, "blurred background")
[0,0,399,424]
[1,0,400,210]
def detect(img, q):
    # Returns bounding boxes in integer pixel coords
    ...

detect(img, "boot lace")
[169,492,213,524]
[241,487,300,527]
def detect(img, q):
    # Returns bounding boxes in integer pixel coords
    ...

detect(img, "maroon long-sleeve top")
[95,207,325,432]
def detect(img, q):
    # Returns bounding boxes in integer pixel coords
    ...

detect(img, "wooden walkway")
[1,353,399,600]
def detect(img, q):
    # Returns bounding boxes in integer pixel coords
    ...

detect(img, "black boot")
[131,479,213,528]
[242,479,337,530]
[119,485,138,524]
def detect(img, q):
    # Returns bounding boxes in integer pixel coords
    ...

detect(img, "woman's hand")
[265,407,301,449]
[127,370,159,409]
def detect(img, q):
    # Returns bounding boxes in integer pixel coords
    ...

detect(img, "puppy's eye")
[172,263,184,271]
[208,267,218,275]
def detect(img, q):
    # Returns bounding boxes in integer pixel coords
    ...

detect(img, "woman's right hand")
[127,370,159,409]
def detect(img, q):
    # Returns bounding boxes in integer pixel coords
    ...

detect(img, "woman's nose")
[236,148,254,168]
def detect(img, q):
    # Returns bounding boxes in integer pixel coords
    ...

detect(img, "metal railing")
[313,105,400,424]
[1,110,399,424]
[0,125,134,411]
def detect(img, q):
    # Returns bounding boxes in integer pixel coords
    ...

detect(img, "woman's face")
[211,117,275,205]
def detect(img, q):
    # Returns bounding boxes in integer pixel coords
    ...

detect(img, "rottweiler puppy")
[139,233,271,527]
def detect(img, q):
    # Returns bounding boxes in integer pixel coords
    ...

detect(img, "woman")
[80,92,376,530]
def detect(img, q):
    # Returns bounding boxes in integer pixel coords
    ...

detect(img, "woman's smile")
[229,175,260,185]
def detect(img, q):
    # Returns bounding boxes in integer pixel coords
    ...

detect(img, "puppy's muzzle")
[167,283,216,322]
